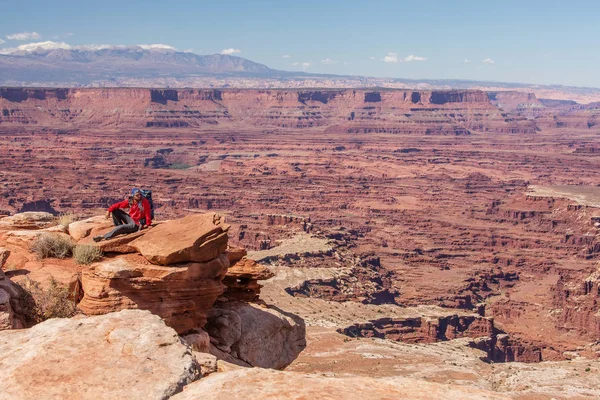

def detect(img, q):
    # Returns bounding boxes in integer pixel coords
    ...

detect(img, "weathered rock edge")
[171,368,509,400]
[0,309,200,400]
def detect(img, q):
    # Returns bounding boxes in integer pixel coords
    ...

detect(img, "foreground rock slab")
[131,213,229,265]
[172,368,509,400]
[0,309,200,400]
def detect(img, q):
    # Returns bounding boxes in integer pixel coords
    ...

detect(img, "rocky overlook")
[0,211,305,377]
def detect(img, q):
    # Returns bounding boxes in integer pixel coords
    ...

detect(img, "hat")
[131,188,141,196]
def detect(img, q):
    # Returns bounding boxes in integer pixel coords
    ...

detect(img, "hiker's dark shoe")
[93,235,104,242]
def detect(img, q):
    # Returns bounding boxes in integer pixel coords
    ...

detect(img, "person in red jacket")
[93,188,152,242]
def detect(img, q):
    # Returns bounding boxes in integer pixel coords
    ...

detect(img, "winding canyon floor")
[2,122,600,397]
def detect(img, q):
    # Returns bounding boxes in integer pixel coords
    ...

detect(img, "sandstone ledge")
[0,310,200,400]
[171,368,509,400]
[78,254,229,333]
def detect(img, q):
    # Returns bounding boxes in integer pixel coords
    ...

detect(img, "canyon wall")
[0,88,536,134]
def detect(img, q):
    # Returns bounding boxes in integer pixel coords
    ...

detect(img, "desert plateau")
[0,85,599,399]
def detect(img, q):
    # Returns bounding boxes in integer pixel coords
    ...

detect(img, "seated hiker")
[93,188,152,242]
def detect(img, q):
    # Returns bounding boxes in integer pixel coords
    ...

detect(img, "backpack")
[140,189,155,220]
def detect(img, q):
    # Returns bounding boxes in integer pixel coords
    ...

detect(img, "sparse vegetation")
[19,277,78,323]
[31,233,75,259]
[73,244,103,265]
[5,263,18,271]
[57,212,77,228]
[167,162,192,170]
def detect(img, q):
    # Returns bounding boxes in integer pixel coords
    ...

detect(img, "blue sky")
[1,0,599,87]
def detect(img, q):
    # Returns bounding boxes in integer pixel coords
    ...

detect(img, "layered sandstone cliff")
[0,87,536,134]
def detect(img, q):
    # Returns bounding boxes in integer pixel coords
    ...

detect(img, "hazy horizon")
[2,0,600,87]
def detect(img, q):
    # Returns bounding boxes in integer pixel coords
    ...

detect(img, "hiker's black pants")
[103,209,140,239]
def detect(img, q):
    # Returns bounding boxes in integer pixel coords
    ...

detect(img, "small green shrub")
[73,244,103,265]
[19,277,78,323]
[31,233,75,259]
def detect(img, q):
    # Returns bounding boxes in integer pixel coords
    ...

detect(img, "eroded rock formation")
[0,310,200,400]
[205,302,306,369]
[0,88,536,134]
[78,213,232,333]
[470,334,542,363]
[222,247,274,302]
[78,254,230,333]
[339,314,493,343]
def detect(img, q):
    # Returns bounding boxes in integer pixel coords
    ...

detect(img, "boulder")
[0,212,55,230]
[205,302,306,369]
[171,368,509,400]
[78,254,230,333]
[131,213,229,265]
[0,310,200,400]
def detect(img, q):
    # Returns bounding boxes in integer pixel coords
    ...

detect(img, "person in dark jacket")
[93,188,152,242]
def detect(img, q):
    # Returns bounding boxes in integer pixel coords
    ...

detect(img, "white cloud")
[321,58,337,65]
[6,32,41,41]
[291,61,312,70]
[464,58,471,64]
[220,48,241,55]
[382,52,427,63]
[0,39,4,45]
[403,54,427,62]
[281,54,291,59]
[183,48,194,53]
[383,52,398,63]
[482,58,495,64]
[369,56,376,60]
[138,44,176,51]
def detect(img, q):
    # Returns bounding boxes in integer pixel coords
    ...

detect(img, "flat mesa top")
[527,185,600,207]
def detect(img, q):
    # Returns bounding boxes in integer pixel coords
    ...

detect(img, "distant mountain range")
[1,42,599,103]
[0,44,290,84]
